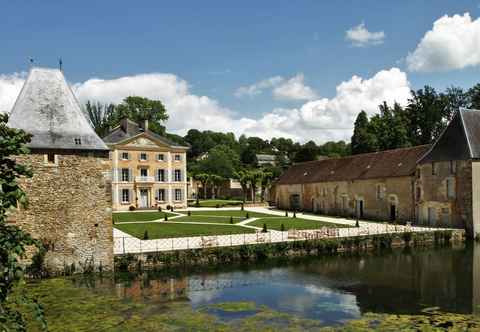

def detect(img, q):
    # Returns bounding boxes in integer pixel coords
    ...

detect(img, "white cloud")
[0,68,411,143]
[346,22,385,47]
[0,72,26,113]
[273,73,318,101]
[241,68,411,142]
[234,76,283,98]
[407,13,480,72]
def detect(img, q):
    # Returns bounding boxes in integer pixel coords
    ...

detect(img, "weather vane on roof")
[28,57,34,66]
[59,58,63,71]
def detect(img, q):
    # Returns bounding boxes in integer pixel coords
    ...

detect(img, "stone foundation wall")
[9,152,113,273]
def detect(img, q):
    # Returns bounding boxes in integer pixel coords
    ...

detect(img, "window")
[416,187,422,201]
[376,184,385,200]
[174,188,182,201]
[174,169,182,182]
[432,162,437,175]
[450,160,457,174]
[121,152,129,160]
[47,153,55,164]
[157,169,165,182]
[446,178,455,199]
[74,138,82,145]
[441,208,450,225]
[139,152,148,161]
[121,189,130,203]
[156,189,166,201]
[174,154,181,161]
[140,168,148,177]
[121,168,130,181]
[157,153,165,161]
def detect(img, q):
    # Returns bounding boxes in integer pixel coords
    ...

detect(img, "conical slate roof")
[8,67,108,151]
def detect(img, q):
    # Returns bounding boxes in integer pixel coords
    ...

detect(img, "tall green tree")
[83,101,115,137]
[0,114,46,331]
[114,96,169,135]
[351,111,377,154]
[198,145,240,179]
[234,170,251,203]
[260,171,274,202]
[293,141,318,162]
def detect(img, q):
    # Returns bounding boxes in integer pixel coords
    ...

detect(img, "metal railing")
[135,176,155,183]
[114,223,455,255]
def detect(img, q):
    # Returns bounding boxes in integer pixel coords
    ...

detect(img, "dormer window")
[74,138,82,145]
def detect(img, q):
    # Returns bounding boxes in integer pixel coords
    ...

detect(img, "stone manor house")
[103,118,189,211]
[275,108,480,238]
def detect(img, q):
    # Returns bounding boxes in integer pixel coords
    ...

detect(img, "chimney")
[120,117,129,133]
[139,119,149,132]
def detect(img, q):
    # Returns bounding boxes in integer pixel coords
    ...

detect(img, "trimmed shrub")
[230,216,234,224]
[280,223,285,232]
[143,230,149,240]
[158,206,162,212]
[188,210,191,216]
[129,205,136,211]
[285,211,288,217]
[246,212,250,219]
[293,211,296,218]
[216,204,220,208]
[164,214,168,221]
[241,203,244,211]
[166,205,172,210]
[262,223,267,233]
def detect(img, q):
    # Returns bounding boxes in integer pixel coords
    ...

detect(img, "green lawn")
[179,210,274,218]
[188,199,243,207]
[113,211,176,223]
[172,215,245,224]
[247,217,347,231]
[114,222,255,239]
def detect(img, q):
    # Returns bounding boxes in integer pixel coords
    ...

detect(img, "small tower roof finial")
[59,57,63,72]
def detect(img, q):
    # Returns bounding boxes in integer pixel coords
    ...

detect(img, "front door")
[139,189,149,208]
[358,200,364,218]
[390,205,396,221]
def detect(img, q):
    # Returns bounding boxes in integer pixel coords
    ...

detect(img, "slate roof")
[277,145,430,185]
[418,108,480,163]
[102,119,189,149]
[8,67,108,151]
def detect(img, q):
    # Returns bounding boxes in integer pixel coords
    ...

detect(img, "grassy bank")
[114,222,255,239]
[247,217,347,230]
[113,211,176,223]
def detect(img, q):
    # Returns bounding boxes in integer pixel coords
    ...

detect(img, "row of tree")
[351,84,480,155]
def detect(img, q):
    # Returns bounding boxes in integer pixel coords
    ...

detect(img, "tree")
[234,170,251,203]
[293,141,318,162]
[467,83,480,110]
[405,86,447,145]
[83,101,115,137]
[195,173,210,199]
[114,96,169,135]
[198,145,240,179]
[351,111,377,154]
[260,171,274,202]
[0,114,46,331]
[208,174,224,199]
[248,171,263,204]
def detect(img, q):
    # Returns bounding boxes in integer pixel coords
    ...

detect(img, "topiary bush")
[230,216,234,224]
[188,210,191,216]
[280,223,285,232]
[129,205,136,211]
[143,230,149,240]
[262,223,268,233]
[164,214,168,221]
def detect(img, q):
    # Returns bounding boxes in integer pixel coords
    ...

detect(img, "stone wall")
[9,151,113,273]
[275,176,415,223]
[415,160,470,231]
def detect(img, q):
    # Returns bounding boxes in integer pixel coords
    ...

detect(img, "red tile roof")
[277,145,430,185]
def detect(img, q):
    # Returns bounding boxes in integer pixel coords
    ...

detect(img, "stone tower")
[7,67,113,272]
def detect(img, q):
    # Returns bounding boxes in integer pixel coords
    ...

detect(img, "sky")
[1,1,480,143]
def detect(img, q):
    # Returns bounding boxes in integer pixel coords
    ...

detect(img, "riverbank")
[115,229,465,272]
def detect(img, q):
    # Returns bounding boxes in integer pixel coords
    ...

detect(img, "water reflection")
[105,243,480,324]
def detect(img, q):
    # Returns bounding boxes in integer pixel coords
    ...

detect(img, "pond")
[23,243,480,331]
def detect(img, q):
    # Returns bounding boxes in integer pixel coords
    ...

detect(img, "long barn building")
[275,109,480,238]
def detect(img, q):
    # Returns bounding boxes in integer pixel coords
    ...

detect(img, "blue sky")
[1,1,480,142]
